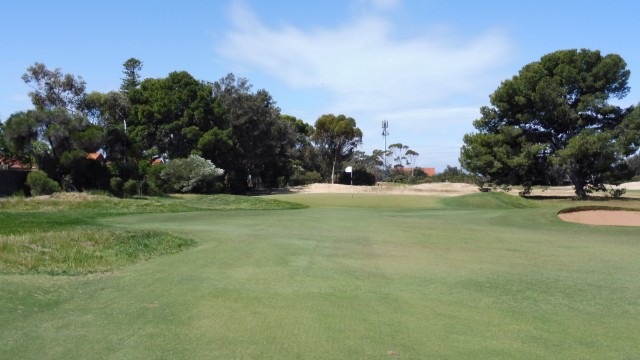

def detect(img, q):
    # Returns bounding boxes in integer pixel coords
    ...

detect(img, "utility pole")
[382,120,389,180]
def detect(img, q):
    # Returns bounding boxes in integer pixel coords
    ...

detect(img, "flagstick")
[351,170,353,200]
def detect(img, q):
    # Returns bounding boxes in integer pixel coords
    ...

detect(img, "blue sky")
[1,0,638,171]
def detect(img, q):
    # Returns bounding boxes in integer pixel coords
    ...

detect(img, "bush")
[431,165,478,184]
[608,187,626,198]
[161,155,224,193]
[291,170,323,186]
[122,179,139,197]
[338,168,376,186]
[110,177,124,197]
[26,170,61,196]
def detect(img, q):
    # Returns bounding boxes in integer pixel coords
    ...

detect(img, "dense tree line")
[4,48,638,198]
[0,60,371,195]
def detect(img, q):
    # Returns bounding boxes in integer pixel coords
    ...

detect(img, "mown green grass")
[1,192,639,359]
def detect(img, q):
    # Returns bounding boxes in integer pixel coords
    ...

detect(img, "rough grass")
[0,192,306,214]
[0,229,194,275]
[0,193,304,274]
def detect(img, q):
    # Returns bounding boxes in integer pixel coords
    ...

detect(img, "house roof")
[0,157,32,170]
[401,167,436,176]
[86,152,104,161]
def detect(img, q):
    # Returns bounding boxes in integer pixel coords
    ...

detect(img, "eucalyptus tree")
[22,62,87,113]
[312,114,362,183]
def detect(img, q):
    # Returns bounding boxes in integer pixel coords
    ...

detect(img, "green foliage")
[461,49,637,198]
[160,155,223,193]
[211,74,296,191]
[338,168,376,186]
[21,62,87,112]
[110,177,124,197]
[312,114,362,183]
[120,58,143,94]
[122,179,139,197]
[25,170,61,196]
[627,148,640,179]
[0,123,32,168]
[431,165,478,184]
[290,169,323,186]
[129,71,217,158]
[3,108,103,187]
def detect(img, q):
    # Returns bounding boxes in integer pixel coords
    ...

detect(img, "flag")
[345,166,353,173]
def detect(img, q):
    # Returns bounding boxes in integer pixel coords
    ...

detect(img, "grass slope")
[0,194,303,275]
[1,193,639,359]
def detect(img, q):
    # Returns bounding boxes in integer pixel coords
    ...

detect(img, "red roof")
[0,157,33,170]
[86,152,104,161]
[401,167,436,176]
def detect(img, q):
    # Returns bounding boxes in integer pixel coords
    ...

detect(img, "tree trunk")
[331,156,336,184]
[569,173,588,199]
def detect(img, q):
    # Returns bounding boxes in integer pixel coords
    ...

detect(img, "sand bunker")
[559,210,640,227]
[291,183,478,196]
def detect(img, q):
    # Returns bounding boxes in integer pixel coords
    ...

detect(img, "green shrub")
[110,177,124,197]
[291,170,323,186]
[144,163,168,195]
[122,179,139,197]
[338,168,376,186]
[161,155,224,193]
[608,187,626,198]
[26,170,61,196]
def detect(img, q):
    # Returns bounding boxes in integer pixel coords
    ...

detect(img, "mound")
[440,192,537,209]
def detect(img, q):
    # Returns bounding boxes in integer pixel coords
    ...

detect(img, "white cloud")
[218,1,512,169]
[220,2,510,114]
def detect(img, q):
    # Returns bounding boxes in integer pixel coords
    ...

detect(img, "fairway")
[2,193,640,359]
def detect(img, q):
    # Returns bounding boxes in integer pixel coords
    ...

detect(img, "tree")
[209,74,295,191]
[351,150,384,180]
[22,62,87,113]
[128,71,218,159]
[388,143,408,167]
[121,58,143,95]
[26,170,61,196]
[460,49,639,198]
[0,122,31,168]
[312,114,362,183]
[3,109,103,187]
[405,149,419,177]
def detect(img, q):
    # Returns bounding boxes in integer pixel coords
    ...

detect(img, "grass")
[0,193,303,275]
[0,229,194,275]
[1,192,640,359]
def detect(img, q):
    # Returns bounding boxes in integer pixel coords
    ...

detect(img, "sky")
[1,0,639,172]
